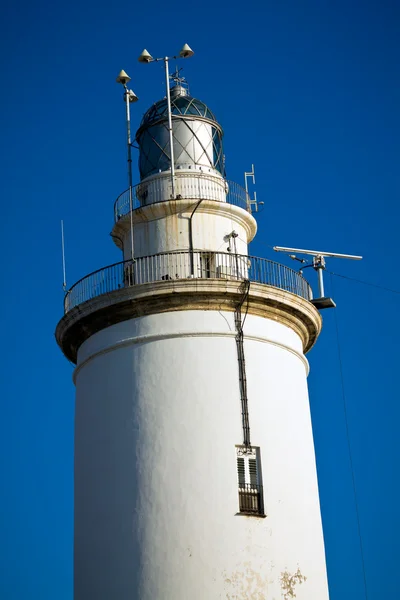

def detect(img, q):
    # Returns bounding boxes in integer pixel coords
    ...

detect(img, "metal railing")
[238,483,265,516]
[114,173,251,222]
[64,250,312,313]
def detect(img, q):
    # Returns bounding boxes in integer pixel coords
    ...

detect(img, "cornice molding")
[56,279,322,364]
[111,198,257,247]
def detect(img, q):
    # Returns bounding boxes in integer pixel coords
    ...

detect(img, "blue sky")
[1,0,399,598]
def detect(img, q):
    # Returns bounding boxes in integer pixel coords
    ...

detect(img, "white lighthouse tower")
[56,49,330,600]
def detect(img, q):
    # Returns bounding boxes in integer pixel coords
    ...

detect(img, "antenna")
[273,246,363,309]
[61,220,67,292]
[244,164,264,213]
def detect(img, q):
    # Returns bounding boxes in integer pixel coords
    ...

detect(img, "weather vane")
[169,66,187,87]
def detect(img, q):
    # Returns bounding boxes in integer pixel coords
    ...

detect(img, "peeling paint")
[279,568,307,599]
[222,564,269,599]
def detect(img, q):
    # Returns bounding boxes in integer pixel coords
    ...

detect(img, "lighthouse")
[56,48,330,600]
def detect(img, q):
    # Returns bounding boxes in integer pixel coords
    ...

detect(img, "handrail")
[114,173,251,222]
[64,250,312,314]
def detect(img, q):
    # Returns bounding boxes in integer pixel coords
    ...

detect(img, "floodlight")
[127,90,138,103]
[116,70,131,85]
[138,49,153,63]
[179,43,194,58]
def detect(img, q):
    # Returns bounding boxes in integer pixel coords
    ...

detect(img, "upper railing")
[64,250,312,313]
[114,173,251,222]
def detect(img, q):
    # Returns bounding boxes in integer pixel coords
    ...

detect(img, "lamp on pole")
[116,69,138,262]
[138,44,195,200]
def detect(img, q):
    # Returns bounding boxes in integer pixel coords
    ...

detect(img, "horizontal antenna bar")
[273,246,362,260]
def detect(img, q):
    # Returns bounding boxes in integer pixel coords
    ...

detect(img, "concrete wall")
[74,310,329,600]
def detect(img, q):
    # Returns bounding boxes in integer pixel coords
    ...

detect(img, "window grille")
[236,447,265,516]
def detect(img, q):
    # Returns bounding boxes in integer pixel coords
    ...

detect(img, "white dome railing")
[114,173,252,221]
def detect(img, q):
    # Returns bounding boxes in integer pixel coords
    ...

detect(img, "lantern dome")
[135,84,225,181]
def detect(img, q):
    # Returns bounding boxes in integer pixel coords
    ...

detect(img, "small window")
[236,447,265,516]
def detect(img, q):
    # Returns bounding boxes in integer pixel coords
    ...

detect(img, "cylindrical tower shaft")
[72,306,328,600]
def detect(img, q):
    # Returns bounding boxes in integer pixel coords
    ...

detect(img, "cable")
[238,234,276,253]
[330,274,369,600]
[241,280,251,329]
[241,234,400,298]
[328,270,400,296]
[235,279,252,448]
[250,237,277,252]
[252,242,400,296]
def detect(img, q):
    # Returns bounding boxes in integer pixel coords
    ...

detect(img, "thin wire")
[330,273,369,600]
[243,236,400,297]
[328,270,400,296]
[243,236,276,252]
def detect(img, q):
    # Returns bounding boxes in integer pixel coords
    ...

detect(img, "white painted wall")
[74,310,329,600]
[136,170,227,206]
[122,207,251,262]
